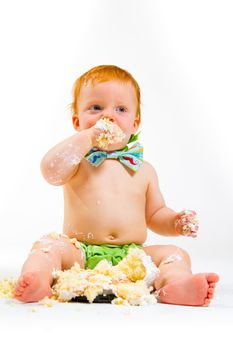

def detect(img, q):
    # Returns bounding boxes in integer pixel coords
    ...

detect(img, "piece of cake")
[112,281,156,306]
[0,277,16,299]
[0,248,160,306]
[94,118,126,148]
[51,248,160,306]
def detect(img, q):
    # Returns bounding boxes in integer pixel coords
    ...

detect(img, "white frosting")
[51,248,159,306]
[141,253,160,286]
[94,118,126,148]
[161,253,183,265]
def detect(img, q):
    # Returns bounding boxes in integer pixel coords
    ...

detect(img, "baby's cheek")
[86,116,100,128]
[121,118,135,133]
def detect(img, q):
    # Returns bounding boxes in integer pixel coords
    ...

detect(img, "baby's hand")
[174,210,199,237]
[91,118,126,149]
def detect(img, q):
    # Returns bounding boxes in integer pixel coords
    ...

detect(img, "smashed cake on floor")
[51,248,160,306]
[0,248,160,306]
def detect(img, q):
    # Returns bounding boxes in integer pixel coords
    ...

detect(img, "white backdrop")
[0,0,232,270]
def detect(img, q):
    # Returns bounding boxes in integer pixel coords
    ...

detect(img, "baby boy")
[14,65,219,305]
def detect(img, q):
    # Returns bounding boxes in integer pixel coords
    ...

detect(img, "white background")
[0,1,232,347]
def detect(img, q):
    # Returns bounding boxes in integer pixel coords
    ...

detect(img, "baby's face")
[73,80,140,148]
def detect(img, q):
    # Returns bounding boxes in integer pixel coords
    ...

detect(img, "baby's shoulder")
[141,160,159,179]
[142,160,157,172]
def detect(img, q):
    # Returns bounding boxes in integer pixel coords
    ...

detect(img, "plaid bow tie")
[84,142,143,172]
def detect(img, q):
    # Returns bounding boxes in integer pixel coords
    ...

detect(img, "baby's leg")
[143,245,219,306]
[14,234,84,303]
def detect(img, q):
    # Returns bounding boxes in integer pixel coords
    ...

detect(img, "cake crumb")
[39,296,57,307]
[0,277,16,299]
[28,307,38,313]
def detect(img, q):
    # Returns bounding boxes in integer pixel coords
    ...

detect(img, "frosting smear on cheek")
[94,118,126,149]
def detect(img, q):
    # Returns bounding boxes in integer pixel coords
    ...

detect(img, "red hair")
[71,65,141,122]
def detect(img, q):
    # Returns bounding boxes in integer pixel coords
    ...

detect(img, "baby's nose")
[102,111,116,122]
[104,116,114,122]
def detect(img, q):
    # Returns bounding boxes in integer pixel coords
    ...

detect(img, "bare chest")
[66,159,148,199]
[63,159,149,243]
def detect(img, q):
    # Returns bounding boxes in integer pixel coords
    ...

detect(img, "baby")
[14,65,219,305]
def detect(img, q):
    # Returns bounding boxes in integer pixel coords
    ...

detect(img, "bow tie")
[84,142,143,172]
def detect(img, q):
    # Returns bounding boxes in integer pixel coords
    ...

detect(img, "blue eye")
[116,106,126,112]
[90,105,101,111]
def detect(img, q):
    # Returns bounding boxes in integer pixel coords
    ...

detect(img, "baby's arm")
[145,163,199,237]
[145,163,178,236]
[41,129,94,185]
[41,119,125,185]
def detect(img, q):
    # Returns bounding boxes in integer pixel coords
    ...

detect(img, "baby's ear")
[133,116,140,132]
[72,115,80,131]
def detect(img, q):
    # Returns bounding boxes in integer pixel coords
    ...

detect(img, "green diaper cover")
[79,242,142,269]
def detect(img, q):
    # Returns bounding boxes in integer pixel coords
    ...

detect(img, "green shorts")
[79,242,142,269]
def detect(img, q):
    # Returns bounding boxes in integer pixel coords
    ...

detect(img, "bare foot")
[14,271,52,303]
[158,273,219,306]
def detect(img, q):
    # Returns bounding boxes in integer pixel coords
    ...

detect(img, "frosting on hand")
[175,210,199,237]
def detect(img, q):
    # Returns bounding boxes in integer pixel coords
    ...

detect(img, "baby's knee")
[165,245,191,266]
[31,233,84,268]
[32,233,70,253]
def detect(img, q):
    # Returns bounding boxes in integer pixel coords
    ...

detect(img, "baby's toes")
[207,286,216,300]
[204,298,211,306]
[23,272,35,284]
[19,280,27,288]
[14,285,24,296]
[207,292,214,299]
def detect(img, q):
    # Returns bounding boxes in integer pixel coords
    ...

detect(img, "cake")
[0,247,160,306]
[0,277,16,299]
[94,118,126,149]
[52,248,160,306]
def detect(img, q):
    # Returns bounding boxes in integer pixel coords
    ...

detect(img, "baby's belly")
[63,202,147,245]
